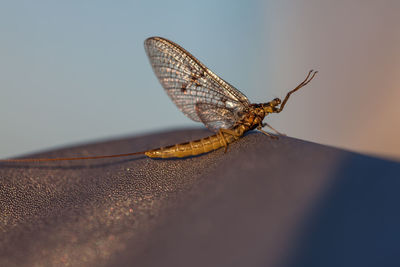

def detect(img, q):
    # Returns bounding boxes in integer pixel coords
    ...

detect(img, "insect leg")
[257,126,279,140]
[217,129,229,153]
[262,122,286,136]
[219,128,242,139]
[218,128,242,153]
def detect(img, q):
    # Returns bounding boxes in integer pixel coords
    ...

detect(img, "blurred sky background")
[0,0,399,159]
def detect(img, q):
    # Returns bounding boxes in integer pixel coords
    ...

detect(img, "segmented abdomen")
[145,132,238,158]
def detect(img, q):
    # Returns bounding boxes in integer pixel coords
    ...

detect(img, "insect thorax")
[233,105,267,132]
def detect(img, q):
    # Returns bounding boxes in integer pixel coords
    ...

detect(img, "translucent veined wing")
[144,37,250,131]
[195,103,237,132]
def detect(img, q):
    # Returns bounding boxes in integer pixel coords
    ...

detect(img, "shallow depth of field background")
[0,0,399,159]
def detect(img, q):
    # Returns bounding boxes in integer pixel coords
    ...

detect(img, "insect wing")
[144,37,250,130]
[195,103,237,132]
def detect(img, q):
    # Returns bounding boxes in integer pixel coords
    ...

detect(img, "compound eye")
[274,98,281,104]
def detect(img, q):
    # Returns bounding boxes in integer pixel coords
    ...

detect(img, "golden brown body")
[145,124,249,158]
[144,105,269,158]
[145,131,239,158]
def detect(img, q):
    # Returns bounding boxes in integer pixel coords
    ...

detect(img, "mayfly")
[1,37,317,162]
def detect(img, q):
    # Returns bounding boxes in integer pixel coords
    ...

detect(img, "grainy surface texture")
[1,129,399,267]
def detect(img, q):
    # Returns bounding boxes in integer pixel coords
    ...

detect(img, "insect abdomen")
[145,133,237,158]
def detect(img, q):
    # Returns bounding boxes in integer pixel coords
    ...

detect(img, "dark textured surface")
[1,128,399,267]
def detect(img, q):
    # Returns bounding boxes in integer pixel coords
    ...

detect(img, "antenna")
[277,70,318,113]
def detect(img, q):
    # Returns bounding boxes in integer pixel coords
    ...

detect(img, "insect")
[1,37,317,162]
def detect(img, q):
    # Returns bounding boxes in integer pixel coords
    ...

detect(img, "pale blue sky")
[0,0,268,157]
[1,1,399,158]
